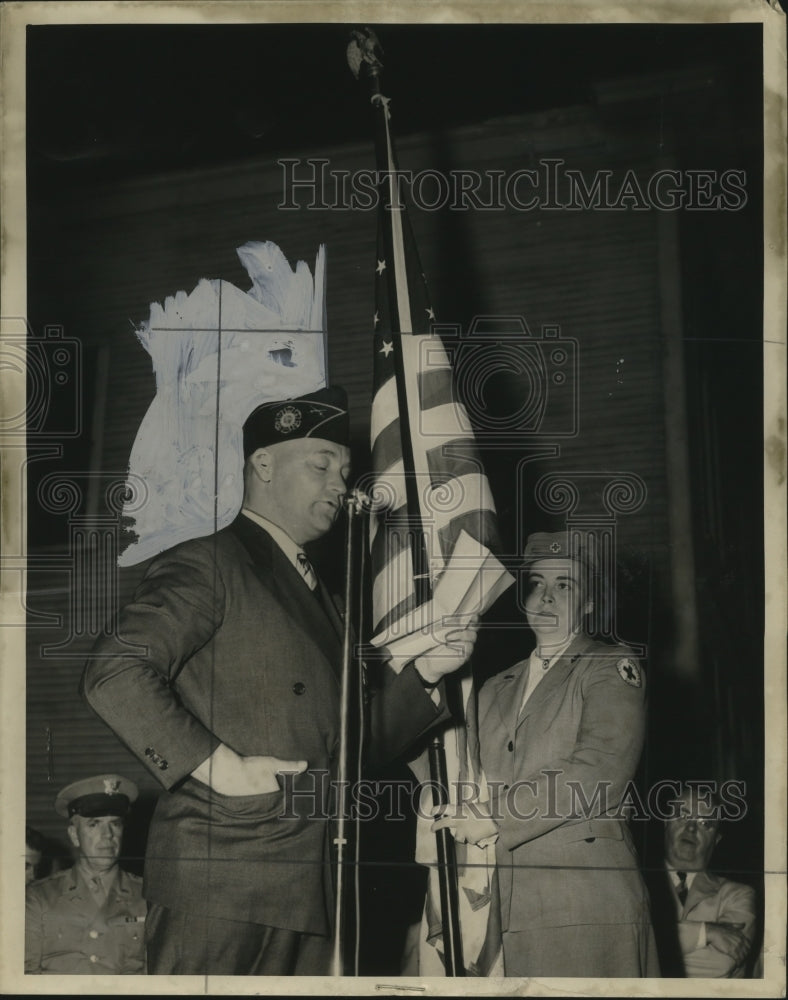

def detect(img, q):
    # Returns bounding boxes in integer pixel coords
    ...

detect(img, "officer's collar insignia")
[103,778,121,794]
[616,657,642,688]
[274,405,302,433]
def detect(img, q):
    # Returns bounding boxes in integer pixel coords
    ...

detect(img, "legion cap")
[242,386,349,458]
[521,531,598,574]
[55,774,138,819]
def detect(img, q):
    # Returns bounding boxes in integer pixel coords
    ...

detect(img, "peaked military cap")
[522,531,598,573]
[242,386,349,458]
[55,774,138,819]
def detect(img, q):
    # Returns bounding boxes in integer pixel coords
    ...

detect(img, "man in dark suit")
[82,386,476,975]
[651,784,757,977]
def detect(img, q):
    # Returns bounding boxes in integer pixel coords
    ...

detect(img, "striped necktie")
[296,552,317,591]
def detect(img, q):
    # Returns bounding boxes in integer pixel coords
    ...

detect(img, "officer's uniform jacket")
[82,515,448,936]
[478,633,658,976]
[673,870,757,977]
[25,866,146,974]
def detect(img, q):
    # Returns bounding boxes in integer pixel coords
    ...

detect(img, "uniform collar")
[75,860,119,887]
[65,861,119,899]
[530,630,580,672]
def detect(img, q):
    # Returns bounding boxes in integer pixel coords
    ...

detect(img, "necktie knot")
[89,874,108,906]
[296,552,317,590]
[676,870,689,905]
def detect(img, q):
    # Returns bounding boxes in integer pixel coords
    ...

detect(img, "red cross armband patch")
[616,657,642,688]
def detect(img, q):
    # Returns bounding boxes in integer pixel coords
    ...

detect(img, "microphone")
[341,488,374,513]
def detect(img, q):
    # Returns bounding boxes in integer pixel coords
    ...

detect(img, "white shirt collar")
[667,866,698,890]
[241,509,315,588]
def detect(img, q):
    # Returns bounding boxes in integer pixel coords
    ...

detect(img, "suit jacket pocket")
[208,787,285,819]
[185,778,286,819]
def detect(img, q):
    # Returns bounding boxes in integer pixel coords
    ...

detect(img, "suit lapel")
[315,578,345,642]
[230,516,343,679]
[684,869,721,916]
[490,661,527,732]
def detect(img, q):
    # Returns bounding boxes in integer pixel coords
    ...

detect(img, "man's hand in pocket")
[192,744,307,796]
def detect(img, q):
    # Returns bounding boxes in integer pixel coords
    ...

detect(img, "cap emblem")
[274,405,302,434]
[549,541,562,553]
[103,778,121,794]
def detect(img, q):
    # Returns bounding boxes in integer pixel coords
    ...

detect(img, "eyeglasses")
[670,813,718,829]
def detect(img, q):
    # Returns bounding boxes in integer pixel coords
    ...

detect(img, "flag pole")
[347,27,466,976]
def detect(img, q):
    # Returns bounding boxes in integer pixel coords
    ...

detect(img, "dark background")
[25,20,765,975]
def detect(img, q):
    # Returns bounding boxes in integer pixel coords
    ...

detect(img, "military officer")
[25,774,146,974]
[434,530,659,976]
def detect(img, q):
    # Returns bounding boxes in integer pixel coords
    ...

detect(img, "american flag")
[367,102,500,635]
[358,38,505,976]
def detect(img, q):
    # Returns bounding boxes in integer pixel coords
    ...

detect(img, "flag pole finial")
[346,27,384,80]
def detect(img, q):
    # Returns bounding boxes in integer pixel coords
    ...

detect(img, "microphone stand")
[331,488,369,976]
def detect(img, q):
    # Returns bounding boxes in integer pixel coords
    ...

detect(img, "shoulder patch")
[616,657,642,687]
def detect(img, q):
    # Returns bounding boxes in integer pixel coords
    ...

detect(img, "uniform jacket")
[25,866,146,974]
[672,869,757,977]
[478,634,657,975]
[82,515,448,935]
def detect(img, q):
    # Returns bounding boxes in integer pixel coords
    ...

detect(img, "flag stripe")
[372,544,412,626]
[417,401,473,441]
[418,365,457,412]
[369,501,418,580]
[369,458,407,516]
[427,479,498,536]
[435,508,501,561]
[371,417,404,480]
[424,438,494,482]
[370,373,398,443]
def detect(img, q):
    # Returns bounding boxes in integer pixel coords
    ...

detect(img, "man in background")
[25,774,145,974]
[654,783,757,977]
[25,826,47,885]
